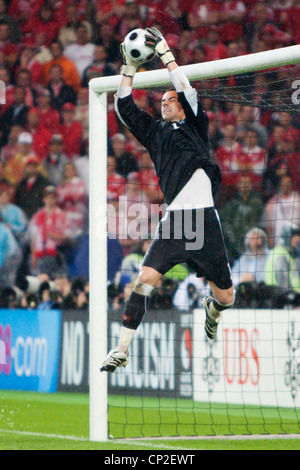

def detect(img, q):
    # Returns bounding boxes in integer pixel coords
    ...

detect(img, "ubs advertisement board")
[0,309,61,392]
[193,309,300,408]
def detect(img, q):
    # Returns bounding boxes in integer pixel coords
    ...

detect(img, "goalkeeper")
[101,27,234,373]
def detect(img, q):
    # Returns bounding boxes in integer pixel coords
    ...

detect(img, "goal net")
[89,45,300,441]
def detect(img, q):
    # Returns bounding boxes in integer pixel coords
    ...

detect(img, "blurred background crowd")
[0,0,299,311]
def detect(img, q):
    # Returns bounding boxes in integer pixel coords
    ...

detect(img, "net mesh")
[195,64,300,114]
[107,62,300,439]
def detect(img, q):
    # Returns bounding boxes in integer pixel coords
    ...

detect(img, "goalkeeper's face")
[161,90,186,122]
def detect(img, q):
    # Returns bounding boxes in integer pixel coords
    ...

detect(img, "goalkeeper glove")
[120,42,142,78]
[145,27,175,66]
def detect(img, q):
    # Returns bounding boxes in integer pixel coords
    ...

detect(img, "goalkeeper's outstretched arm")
[117,27,197,116]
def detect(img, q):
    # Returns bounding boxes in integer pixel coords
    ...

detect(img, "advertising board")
[0,309,61,392]
[193,309,300,407]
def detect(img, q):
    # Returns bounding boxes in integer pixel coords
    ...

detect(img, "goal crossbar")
[90,44,300,93]
[88,44,300,442]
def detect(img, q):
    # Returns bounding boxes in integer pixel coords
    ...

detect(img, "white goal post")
[88,44,300,442]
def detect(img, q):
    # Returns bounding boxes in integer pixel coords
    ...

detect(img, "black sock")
[123,291,148,330]
[212,298,232,313]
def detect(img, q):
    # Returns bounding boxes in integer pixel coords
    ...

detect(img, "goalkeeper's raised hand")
[145,27,175,66]
[120,42,143,78]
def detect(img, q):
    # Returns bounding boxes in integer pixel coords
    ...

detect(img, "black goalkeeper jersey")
[115,91,222,206]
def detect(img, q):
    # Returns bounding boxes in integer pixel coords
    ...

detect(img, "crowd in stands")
[0,0,299,311]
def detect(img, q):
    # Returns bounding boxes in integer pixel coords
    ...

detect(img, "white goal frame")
[88,44,300,442]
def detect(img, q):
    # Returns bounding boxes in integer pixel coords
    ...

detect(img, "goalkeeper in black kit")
[100,27,234,373]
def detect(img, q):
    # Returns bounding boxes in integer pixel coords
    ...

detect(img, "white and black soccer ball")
[124,28,156,64]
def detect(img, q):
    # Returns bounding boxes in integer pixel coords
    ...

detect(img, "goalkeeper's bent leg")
[117,280,154,354]
[207,282,235,319]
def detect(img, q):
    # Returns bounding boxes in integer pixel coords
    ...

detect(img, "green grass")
[0,390,299,450]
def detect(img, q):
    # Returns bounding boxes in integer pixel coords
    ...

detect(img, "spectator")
[58,2,93,49]
[73,233,89,281]
[219,0,247,44]
[284,0,300,45]
[264,222,300,295]
[239,128,267,188]
[107,236,124,285]
[32,88,60,134]
[118,238,152,289]
[25,108,53,160]
[94,0,126,30]
[37,281,55,310]
[14,154,51,219]
[0,217,22,288]
[107,154,125,201]
[17,39,45,87]
[7,0,44,28]
[0,65,14,116]
[0,160,11,194]
[111,133,138,179]
[15,69,36,108]
[272,135,300,192]
[116,0,144,39]
[0,19,18,64]
[3,131,34,187]
[95,23,122,66]
[231,227,270,287]
[21,3,60,48]
[0,0,21,44]
[261,174,300,248]
[203,25,228,62]
[0,85,29,145]
[219,173,264,261]
[33,32,52,65]
[215,123,244,194]
[271,0,293,32]
[245,2,275,52]
[206,110,223,152]
[0,124,23,164]
[64,23,95,79]
[120,171,151,255]
[60,276,89,310]
[43,40,81,92]
[273,111,300,144]
[74,88,89,141]
[27,185,72,278]
[56,161,87,239]
[0,186,27,242]
[74,141,89,194]
[187,0,220,40]
[156,0,187,36]
[0,286,19,308]
[235,105,269,149]
[175,30,196,66]
[138,149,163,204]
[173,273,210,311]
[81,44,116,87]
[47,63,77,111]
[59,103,84,160]
[42,134,68,186]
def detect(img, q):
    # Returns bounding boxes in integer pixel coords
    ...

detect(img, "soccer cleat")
[202,296,222,340]
[100,349,128,373]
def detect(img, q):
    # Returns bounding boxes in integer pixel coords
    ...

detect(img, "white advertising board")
[193,309,300,407]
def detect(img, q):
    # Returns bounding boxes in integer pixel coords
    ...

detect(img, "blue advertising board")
[0,309,61,392]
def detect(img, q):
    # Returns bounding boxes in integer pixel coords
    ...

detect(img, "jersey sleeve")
[114,93,155,149]
[177,90,209,144]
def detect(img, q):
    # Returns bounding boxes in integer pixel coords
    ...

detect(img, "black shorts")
[142,207,233,290]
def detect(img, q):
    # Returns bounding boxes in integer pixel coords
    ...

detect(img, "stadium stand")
[0,0,299,310]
